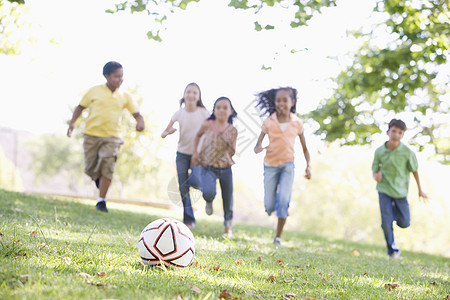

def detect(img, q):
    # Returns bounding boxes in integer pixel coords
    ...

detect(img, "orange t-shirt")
[262,113,304,166]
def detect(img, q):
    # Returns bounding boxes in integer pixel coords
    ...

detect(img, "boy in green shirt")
[372,119,427,259]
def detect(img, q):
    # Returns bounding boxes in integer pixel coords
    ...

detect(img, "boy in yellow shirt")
[67,61,145,212]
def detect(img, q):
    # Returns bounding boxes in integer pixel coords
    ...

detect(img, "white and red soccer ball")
[138,218,195,268]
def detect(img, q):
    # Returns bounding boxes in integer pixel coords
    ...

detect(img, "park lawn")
[0,189,449,299]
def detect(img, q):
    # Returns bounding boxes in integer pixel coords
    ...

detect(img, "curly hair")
[255,87,298,117]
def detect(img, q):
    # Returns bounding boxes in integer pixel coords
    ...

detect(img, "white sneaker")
[273,237,283,247]
[389,251,401,259]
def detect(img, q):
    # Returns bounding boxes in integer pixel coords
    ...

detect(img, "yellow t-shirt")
[80,84,139,138]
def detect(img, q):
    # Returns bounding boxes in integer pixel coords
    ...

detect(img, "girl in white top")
[161,83,210,228]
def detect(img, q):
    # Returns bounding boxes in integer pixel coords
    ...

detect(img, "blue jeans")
[264,162,295,219]
[378,192,410,255]
[176,152,202,224]
[201,166,233,228]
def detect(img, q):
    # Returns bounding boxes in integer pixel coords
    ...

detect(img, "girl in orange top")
[254,87,311,247]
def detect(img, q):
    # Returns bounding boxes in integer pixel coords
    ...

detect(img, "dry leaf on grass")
[256,256,262,262]
[86,280,116,289]
[362,272,368,276]
[267,275,276,283]
[351,250,360,256]
[218,289,236,300]
[77,272,92,279]
[188,284,202,294]
[0,232,4,237]
[384,283,398,291]
[236,259,245,265]
[96,271,107,277]
[30,231,36,237]
[210,265,221,271]
[173,291,183,299]
[64,257,71,265]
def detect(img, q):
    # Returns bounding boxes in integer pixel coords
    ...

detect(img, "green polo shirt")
[372,142,418,198]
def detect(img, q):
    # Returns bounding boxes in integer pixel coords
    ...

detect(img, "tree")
[1,0,28,55]
[309,0,450,164]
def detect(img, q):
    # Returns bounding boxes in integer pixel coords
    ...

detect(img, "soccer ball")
[138,218,195,268]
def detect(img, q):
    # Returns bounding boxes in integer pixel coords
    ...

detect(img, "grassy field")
[1,189,449,299]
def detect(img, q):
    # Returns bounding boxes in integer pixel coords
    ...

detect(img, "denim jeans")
[201,166,233,228]
[176,152,202,224]
[378,192,410,254]
[264,162,295,219]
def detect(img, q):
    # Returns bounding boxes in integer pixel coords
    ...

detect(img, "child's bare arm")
[299,132,311,179]
[413,171,428,200]
[67,105,85,137]
[254,131,266,154]
[161,120,176,138]
[132,112,145,132]
[191,121,208,167]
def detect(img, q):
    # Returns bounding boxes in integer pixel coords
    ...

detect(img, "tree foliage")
[308,0,449,163]
[107,0,336,41]
[0,0,27,55]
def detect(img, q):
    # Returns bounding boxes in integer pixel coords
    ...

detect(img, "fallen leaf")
[426,291,429,294]
[304,298,316,300]
[30,231,36,237]
[430,281,438,286]
[351,250,360,256]
[236,259,245,265]
[86,280,116,289]
[96,271,107,277]
[276,259,284,265]
[173,291,183,299]
[322,278,327,283]
[210,265,221,271]
[77,272,92,279]
[218,289,234,299]
[256,256,262,262]
[285,293,296,298]
[190,261,198,267]
[362,272,368,276]
[0,232,4,237]
[443,295,450,299]
[267,275,276,283]
[384,283,398,291]
[64,257,71,265]
[189,284,202,294]
[39,243,47,250]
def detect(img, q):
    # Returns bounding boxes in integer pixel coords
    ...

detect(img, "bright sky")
[0,0,393,195]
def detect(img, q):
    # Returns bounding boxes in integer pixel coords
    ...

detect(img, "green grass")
[0,189,449,299]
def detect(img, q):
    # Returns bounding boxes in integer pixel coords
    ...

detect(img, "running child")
[254,87,311,246]
[161,82,209,228]
[67,61,145,212]
[192,97,238,238]
[372,118,427,259]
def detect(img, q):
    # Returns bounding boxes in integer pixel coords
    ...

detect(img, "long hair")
[255,87,298,117]
[207,96,238,124]
[179,82,205,108]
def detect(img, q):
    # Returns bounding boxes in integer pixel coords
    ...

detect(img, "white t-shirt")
[171,106,210,155]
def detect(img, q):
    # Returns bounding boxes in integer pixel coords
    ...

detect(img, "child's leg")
[393,197,410,228]
[201,167,218,203]
[188,165,202,190]
[378,192,399,254]
[99,176,111,198]
[176,152,195,224]
[275,162,295,238]
[263,165,281,216]
[218,167,233,229]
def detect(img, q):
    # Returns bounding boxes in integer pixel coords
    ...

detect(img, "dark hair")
[388,119,407,131]
[103,61,123,76]
[255,87,297,117]
[179,82,205,108]
[207,96,238,124]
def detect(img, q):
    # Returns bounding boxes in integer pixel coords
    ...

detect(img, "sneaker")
[185,222,196,229]
[273,237,283,247]
[96,201,108,213]
[205,202,213,215]
[388,251,401,259]
[94,178,100,189]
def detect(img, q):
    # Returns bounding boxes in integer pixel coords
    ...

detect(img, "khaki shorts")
[83,134,124,180]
